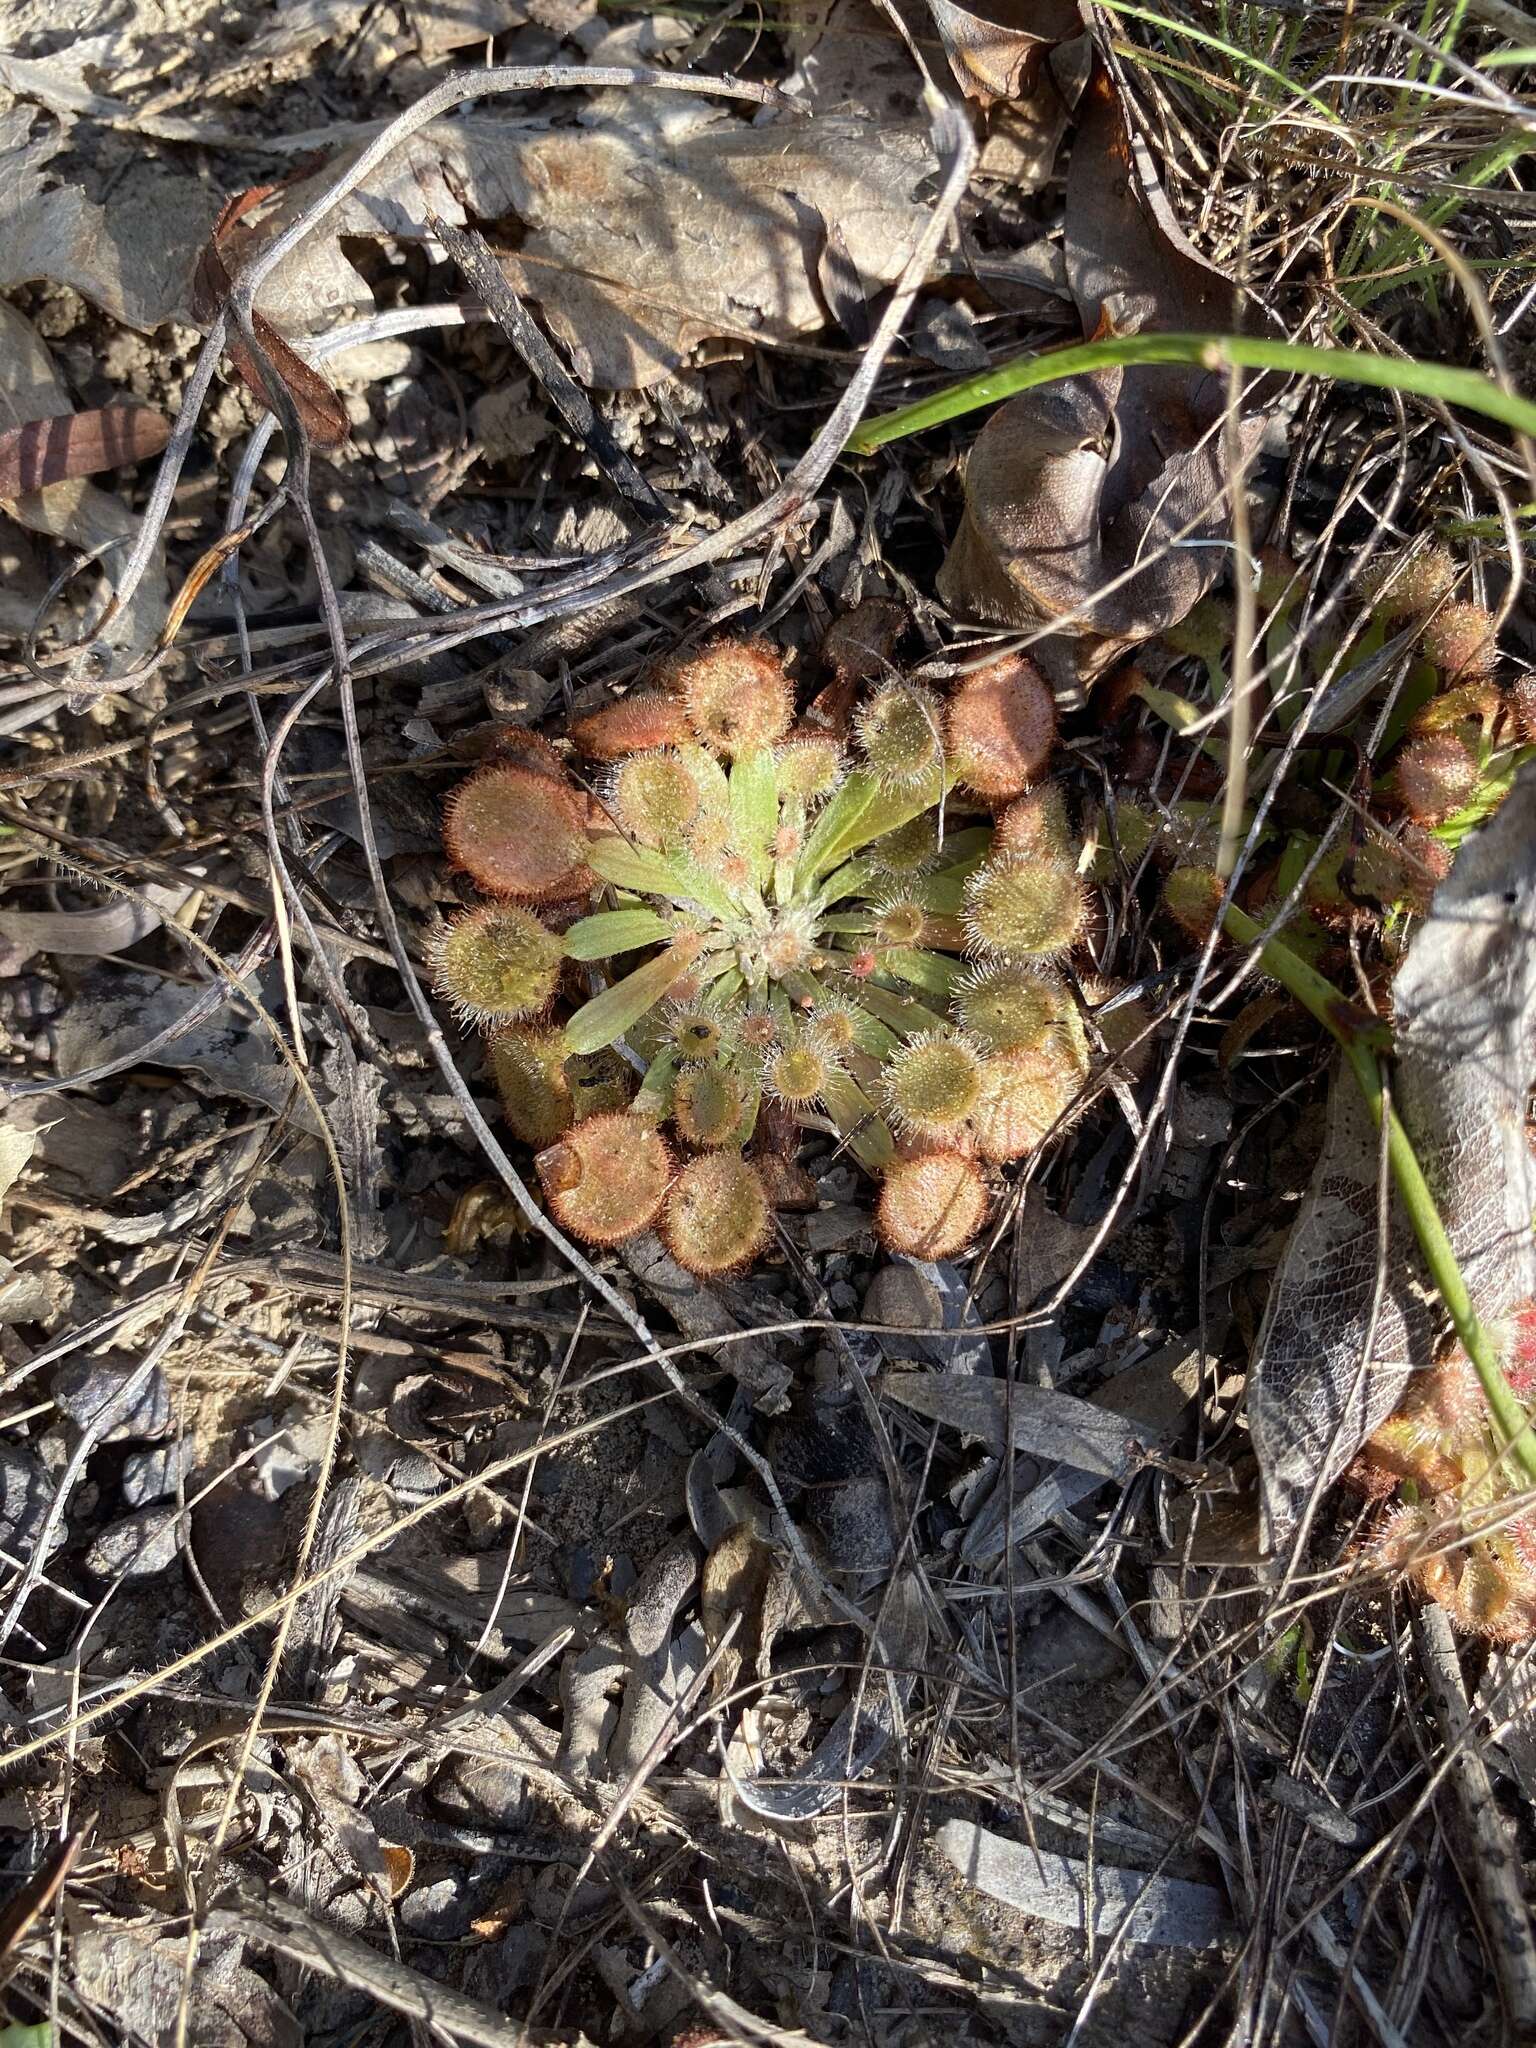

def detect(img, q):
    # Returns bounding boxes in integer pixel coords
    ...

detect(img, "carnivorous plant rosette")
[433,636,1113,1273]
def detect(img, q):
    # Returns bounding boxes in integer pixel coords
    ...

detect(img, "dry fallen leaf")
[0,404,170,496]
[0,300,168,656]
[926,0,1082,104]
[938,62,1270,683]
[192,190,350,447]
[262,109,939,389]
[1249,759,1536,1549]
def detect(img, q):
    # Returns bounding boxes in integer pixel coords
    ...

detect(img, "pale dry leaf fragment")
[925,0,1081,104]
[0,1121,46,1209]
[0,886,196,965]
[263,112,938,389]
[882,1368,1141,1480]
[728,1570,927,1821]
[936,1819,1228,1948]
[1249,759,1536,1549]
[0,105,219,330]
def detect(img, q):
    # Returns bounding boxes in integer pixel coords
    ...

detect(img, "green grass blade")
[844,331,1536,456]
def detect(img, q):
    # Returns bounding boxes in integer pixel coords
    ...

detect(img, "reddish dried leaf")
[0,404,171,496]
[192,189,348,448]
[926,0,1082,103]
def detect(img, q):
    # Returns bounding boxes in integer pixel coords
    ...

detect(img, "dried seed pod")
[1422,600,1497,683]
[571,693,693,761]
[883,1032,984,1137]
[964,854,1085,960]
[674,638,795,757]
[430,903,564,1026]
[856,682,946,791]
[876,1150,989,1258]
[444,762,591,901]
[1392,733,1479,824]
[663,1151,772,1275]
[535,1113,673,1245]
[969,1042,1079,1161]
[944,654,1056,800]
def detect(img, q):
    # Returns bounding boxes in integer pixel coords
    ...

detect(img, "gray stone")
[399,1877,470,1938]
[862,1259,944,1337]
[0,1444,57,1558]
[122,1440,187,1508]
[84,1505,182,1582]
[52,1358,170,1441]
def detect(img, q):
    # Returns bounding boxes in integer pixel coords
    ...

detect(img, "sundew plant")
[432,637,1108,1274]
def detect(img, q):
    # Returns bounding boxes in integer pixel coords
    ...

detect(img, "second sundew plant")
[432,637,1114,1276]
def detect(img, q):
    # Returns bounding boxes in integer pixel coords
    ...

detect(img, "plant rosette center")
[436,639,1099,1270]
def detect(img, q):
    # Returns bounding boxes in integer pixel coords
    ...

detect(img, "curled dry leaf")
[939,62,1271,685]
[191,188,349,447]
[1249,759,1536,1549]
[926,0,1082,104]
[0,404,170,496]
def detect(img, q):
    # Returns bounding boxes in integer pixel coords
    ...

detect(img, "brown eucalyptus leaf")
[940,61,1272,673]
[0,404,170,497]
[1249,759,1536,1549]
[925,0,1082,104]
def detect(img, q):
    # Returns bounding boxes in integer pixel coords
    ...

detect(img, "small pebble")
[52,1359,170,1442]
[0,1445,58,1559]
[84,1505,182,1582]
[399,1877,471,1939]
[122,1440,187,1509]
[862,1259,943,1335]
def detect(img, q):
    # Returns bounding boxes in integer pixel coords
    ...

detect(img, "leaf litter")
[1,5,1536,2046]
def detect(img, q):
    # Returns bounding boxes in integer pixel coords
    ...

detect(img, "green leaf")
[729,748,780,888]
[820,1069,895,1170]
[562,908,672,961]
[803,773,945,879]
[564,949,699,1056]
[588,835,683,895]
[852,981,951,1039]
[630,1046,679,1124]
[587,834,738,923]
[815,857,877,908]
[916,856,987,915]
[880,947,962,996]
